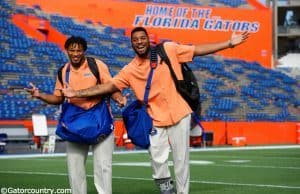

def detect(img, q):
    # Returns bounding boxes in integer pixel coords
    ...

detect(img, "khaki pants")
[66,133,114,194]
[149,114,191,194]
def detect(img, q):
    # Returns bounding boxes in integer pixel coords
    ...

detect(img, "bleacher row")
[0,0,299,122]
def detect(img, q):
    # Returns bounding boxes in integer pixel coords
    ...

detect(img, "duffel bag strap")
[143,47,157,106]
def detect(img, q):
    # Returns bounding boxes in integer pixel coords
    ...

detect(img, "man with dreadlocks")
[25,36,126,194]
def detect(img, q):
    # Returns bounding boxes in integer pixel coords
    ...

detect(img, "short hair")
[64,36,87,51]
[131,27,148,38]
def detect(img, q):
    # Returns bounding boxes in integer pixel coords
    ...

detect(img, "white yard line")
[189,179,300,189]
[213,163,300,170]
[1,145,300,159]
[0,170,299,190]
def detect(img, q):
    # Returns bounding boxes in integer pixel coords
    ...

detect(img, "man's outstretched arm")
[63,81,119,98]
[193,31,249,56]
[25,82,64,105]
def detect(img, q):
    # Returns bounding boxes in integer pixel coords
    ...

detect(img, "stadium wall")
[10,1,295,148]
[0,120,298,146]
[16,0,273,68]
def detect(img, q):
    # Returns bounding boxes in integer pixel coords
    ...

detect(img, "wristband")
[228,40,235,48]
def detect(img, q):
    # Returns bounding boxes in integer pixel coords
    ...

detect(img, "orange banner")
[17,0,272,68]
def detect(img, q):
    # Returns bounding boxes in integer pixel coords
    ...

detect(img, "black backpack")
[57,57,100,86]
[156,43,200,112]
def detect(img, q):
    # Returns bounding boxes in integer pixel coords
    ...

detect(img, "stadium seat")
[0,1,299,122]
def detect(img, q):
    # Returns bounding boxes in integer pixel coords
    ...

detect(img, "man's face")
[66,43,85,67]
[131,31,150,58]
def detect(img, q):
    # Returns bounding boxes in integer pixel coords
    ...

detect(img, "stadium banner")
[16,0,272,67]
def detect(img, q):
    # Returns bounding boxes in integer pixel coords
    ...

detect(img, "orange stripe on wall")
[247,0,269,10]
[12,14,46,41]
[0,120,298,146]
[12,14,67,49]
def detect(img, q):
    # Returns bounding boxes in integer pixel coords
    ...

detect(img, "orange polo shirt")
[113,42,195,127]
[54,58,112,109]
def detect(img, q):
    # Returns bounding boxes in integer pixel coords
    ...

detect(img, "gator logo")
[150,129,157,136]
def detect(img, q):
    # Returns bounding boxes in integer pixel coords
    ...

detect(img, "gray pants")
[149,114,191,194]
[66,133,114,194]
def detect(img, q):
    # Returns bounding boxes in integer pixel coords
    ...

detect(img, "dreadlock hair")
[64,36,87,51]
[130,27,149,39]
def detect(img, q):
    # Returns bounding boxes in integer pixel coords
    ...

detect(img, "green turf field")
[0,146,300,194]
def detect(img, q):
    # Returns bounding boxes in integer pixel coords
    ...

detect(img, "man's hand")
[24,82,40,98]
[116,93,130,108]
[62,87,77,98]
[229,31,250,47]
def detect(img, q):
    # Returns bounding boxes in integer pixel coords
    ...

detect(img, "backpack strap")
[86,57,100,84]
[157,43,203,127]
[143,47,157,105]
[57,65,64,86]
[156,43,179,88]
[57,57,100,86]
[86,57,111,100]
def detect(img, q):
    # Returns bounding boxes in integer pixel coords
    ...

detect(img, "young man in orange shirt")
[25,36,125,194]
[62,27,249,194]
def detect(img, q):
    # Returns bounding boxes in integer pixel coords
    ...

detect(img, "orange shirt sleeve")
[112,64,132,91]
[163,42,195,80]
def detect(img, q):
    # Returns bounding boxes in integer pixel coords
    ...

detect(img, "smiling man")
[25,36,125,194]
[63,27,249,194]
